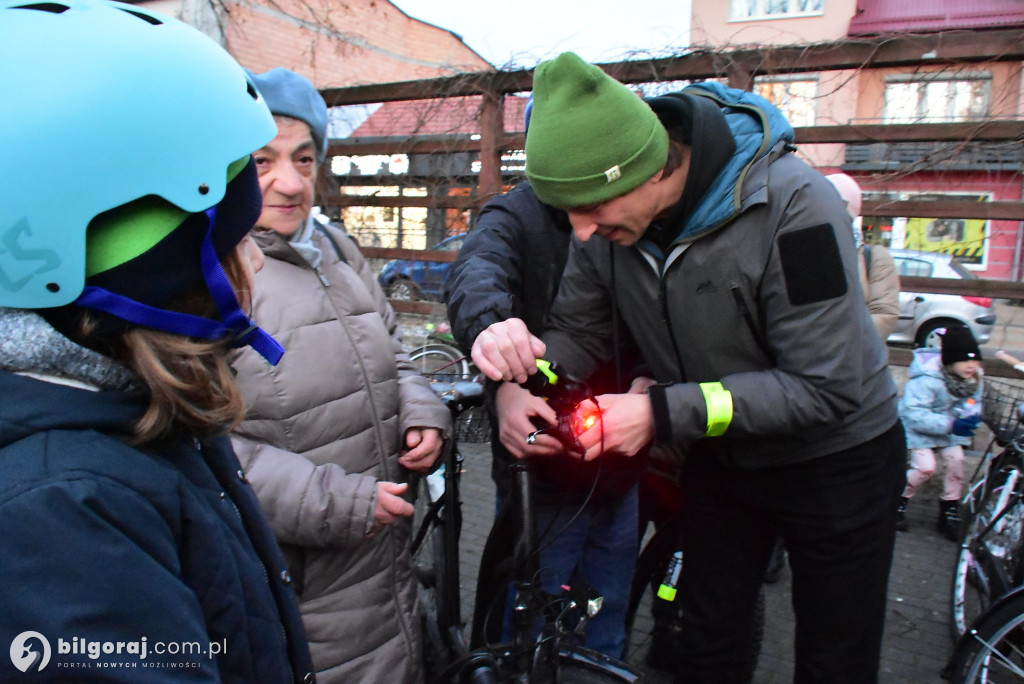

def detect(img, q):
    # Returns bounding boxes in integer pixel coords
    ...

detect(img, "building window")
[884,72,991,124]
[730,0,823,20]
[754,76,818,126]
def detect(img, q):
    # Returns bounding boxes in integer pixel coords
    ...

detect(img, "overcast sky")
[390,0,693,69]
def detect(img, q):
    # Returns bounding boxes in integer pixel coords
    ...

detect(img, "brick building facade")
[138,0,491,86]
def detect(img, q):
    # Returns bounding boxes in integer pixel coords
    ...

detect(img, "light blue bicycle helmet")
[0,0,284,363]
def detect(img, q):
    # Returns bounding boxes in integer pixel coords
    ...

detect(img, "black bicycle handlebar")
[519,360,595,456]
[430,380,486,414]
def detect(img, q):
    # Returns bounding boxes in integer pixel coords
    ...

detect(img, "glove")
[952,415,982,437]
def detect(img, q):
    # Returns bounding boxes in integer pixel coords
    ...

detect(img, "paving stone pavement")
[454,440,974,684]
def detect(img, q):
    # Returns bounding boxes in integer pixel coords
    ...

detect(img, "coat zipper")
[200,439,293,678]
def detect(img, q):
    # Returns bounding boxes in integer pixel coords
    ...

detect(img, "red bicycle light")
[573,406,601,436]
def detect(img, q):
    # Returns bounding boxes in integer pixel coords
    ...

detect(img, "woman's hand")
[400,427,444,473]
[373,481,414,529]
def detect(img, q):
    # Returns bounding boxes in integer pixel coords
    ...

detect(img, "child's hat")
[941,324,982,365]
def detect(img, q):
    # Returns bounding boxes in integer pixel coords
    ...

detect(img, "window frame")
[753,74,819,126]
[729,0,824,22]
[883,71,992,124]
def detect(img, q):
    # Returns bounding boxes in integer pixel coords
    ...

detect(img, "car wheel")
[386,278,422,301]
[916,319,961,349]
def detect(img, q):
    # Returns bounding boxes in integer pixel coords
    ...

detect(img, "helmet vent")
[11,3,69,13]
[117,7,163,25]
[246,80,259,101]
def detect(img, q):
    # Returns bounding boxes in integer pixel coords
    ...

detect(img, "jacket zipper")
[730,286,774,362]
[659,277,688,382]
[307,234,417,656]
[200,439,293,678]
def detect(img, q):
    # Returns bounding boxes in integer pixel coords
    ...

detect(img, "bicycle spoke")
[970,628,1024,679]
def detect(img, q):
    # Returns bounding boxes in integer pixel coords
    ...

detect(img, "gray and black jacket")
[542,82,898,469]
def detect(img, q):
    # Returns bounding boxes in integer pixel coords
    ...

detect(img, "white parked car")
[887,249,996,348]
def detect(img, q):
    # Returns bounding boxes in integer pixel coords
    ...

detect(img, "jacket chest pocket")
[664,277,774,374]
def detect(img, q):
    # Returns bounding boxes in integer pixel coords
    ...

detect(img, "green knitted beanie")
[525,52,669,208]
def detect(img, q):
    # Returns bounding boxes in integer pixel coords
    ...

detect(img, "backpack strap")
[313,223,349,264]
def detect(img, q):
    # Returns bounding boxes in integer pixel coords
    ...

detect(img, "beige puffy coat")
[230,223,451,684]
[856,243,901,341]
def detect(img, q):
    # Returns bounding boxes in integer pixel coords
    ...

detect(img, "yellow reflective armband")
[699,382,733,437]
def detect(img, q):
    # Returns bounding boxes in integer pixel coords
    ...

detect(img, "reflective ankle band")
[699,382,733,437]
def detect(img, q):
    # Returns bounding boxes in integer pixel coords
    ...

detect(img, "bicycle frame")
[414,381,639,683]
[412,381,485,676]
[959,475,1024,608]
[459,457,640,683]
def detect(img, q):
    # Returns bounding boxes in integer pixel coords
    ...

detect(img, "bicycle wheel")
[948,589,1024,683]
[951,465,1024,642]
[410,343,470,383]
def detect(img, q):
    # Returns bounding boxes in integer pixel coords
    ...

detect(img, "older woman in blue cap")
[231,67,451,684]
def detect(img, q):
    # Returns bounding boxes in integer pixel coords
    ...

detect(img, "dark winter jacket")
[542,82,899,469]
[445,182,642,502]
[0,369,314,683]
[446,182,575,351]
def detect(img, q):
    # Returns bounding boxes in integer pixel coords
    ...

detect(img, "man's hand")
[374,481,414,528]
[495,381,562,459]
[472,318,546,383]
[399,427,444,472]
[575,392,655,461]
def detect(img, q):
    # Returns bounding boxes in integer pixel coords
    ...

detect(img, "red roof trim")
[849,0,1024,36]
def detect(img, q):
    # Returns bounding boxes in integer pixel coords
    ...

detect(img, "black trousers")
[675,421,907,683]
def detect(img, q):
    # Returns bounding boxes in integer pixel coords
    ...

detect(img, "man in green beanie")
[471,52,905,682]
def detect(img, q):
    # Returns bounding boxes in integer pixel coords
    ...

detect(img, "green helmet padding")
[86,157,251,277]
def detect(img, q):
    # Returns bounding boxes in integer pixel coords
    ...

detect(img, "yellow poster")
[902,217,988,265]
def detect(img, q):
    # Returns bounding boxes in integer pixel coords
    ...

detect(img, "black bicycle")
[950,354,1024,644]
[413,378,640,683]
[411,380,487,681]
[510,359,765,679]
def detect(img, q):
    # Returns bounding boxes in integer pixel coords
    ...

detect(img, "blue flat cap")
[247,67,328,160]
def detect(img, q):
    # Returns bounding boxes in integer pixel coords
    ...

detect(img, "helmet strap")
[74,207,284,365]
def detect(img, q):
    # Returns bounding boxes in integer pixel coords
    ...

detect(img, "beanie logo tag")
[604,165,622,183]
